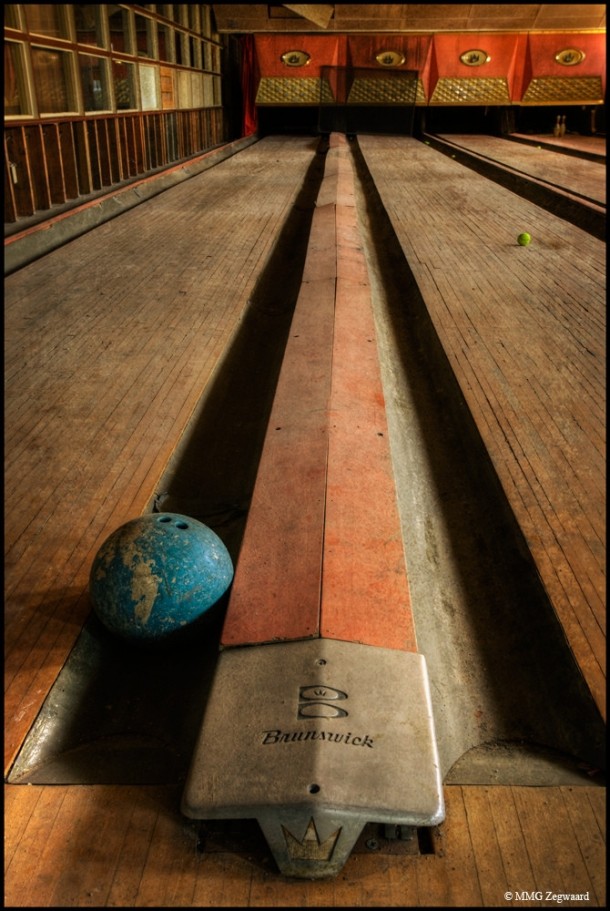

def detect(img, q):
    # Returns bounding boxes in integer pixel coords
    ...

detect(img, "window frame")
[30,43,79,116]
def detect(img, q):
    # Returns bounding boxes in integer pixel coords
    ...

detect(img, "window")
[74,5,105,48]
[24,5,71,40]
[4,41,32,116]
[189,37,201,69]
[135,14,155,58]
[79,54,111,111]
[202,6,212,39]
[31,46,77,114]
[177,69,191,108]
[4,5,22,30]
[139,63,160,110]
[158,24,172,62]
[174,30,185,66]
[108,5,132,54]
[191,72,203,107]
[203,73,214,106]
[189,6,200,32]
[112,60,137,110]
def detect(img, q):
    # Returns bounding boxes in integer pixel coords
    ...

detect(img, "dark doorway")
[257,105,319,135]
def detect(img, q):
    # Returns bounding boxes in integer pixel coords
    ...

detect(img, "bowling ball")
[89,513,234,645]
[517,233,531,246]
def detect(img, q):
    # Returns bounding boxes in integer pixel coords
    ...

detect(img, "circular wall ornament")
[280,50,310,67]
[459,49,491,66]
[555,48,585,66]
[375,50,406,67]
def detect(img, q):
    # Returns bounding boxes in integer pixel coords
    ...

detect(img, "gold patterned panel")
[255,77,334,104]
[430,77,510,104]
[522,77,603,104]
[347,75,425,104]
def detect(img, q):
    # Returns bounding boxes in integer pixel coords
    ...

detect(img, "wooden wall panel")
[57,122,79,200]
[41,124,66,205]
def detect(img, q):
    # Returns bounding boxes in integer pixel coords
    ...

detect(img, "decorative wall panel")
[430,77,511,105]
[520,33,606,101]
[347,74,425,104]
[522,76,604,104]
[252,32,605,106]
[256,77,334,104]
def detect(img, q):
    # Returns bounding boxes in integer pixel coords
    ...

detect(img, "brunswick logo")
[297,684,348,719]
[282,818,341,862]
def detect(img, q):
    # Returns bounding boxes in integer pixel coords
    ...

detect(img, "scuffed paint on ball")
[89,513,233,644]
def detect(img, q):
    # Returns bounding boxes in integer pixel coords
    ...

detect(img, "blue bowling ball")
[89,513,234,644]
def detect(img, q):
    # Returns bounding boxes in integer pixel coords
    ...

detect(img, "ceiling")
[212,4,607,34]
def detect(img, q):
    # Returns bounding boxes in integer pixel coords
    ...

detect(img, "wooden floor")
[358,134,606,721]
[4,784,605,907]
[435,134,606,205]
[4,133,606,906]
[4,135,321,773]
[510,132,607,160]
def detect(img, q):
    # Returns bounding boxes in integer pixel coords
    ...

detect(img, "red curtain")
[240,35,258,136]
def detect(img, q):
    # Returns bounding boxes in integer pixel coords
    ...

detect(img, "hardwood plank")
[105,790,166,907]
[462,787,511,905]
[487,787,537,900]
[560,786,607,905]
[439,786,483,907]
[45,787,133,907]
[511,787,598,902]
[4,786,69,906]
[3,783,44,872]
[130,807,201,908]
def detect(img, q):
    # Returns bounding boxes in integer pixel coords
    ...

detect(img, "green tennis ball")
[517,232,531,246]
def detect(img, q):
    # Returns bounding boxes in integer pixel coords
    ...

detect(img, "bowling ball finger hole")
[156,515,189,529]
[308,784,321,794]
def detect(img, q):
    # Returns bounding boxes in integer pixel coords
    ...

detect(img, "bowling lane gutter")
[422,132,605,240]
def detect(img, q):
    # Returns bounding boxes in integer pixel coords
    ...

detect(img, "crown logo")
[282,818,341,862]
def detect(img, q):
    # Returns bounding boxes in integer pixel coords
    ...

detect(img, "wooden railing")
[4,107,228,225]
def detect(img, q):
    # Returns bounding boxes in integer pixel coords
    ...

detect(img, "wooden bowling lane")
[3,135,322,774]
[509,131,606,161]
[433,133,606,206]
[221,133,416,651]
[357,133,606,718]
